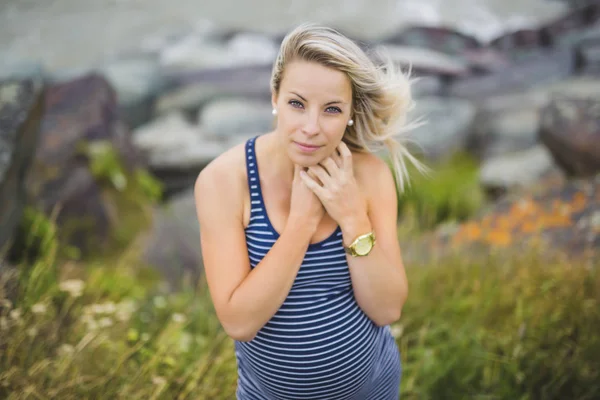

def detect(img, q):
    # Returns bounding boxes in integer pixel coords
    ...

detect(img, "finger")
[331,150,343,168]
[300,170,326,197]
[338,142,353,173]
[319,157,340,178]
[307,168,323,186]
[308,165,334,187]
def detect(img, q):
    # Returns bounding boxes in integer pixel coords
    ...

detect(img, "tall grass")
[1,212,598,399]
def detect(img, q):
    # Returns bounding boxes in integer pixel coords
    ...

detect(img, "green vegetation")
[1,152,598,399]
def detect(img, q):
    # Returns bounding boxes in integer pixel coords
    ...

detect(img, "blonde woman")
[195,23,422,400]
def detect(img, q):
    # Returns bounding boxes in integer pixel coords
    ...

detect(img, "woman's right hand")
[287,164,325,232]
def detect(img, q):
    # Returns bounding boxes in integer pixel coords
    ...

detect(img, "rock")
[449,48,574,100]
[409,175,600,263]
[0,60,46,81]
[374,44,470,79]
[0,78,45,254]
[97,54,166,129]
[27,73,141,254]
[381,25,509,74]
[479,145,559,197]
[155,64,272,117]
[141,188,202,290]
[539,95,600,177]
[406,96,476,160]
[468,91,547,159]
[199,98,273,139]
[132,111,251,196]
[159,32,278,72]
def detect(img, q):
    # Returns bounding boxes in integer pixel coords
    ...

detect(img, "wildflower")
[98,317,113,328]
[58,344,75,356]
[27,327,38,337]
[152,376,166,386]
[172,313,186,324]
[59,279,85,297]
[0,299,12,309]
[31,303,47,314]
[153,296,167,309]
[9,308,22,320]
[390,324,404,339]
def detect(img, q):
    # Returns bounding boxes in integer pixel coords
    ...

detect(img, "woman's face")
[272,60,353,167]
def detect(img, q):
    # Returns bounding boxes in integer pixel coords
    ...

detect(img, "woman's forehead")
[281,60,352,100]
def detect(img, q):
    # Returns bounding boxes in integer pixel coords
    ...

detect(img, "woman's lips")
[294,141,322,153]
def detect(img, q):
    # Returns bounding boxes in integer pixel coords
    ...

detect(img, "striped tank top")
[235,136,402,400]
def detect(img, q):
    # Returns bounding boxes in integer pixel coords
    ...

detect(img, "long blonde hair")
[270,22,427,192]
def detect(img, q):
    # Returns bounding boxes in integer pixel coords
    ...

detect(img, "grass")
[1,212,598,399]
[1,148,598,399]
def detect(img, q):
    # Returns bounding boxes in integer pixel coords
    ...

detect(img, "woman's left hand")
[299,142,369,231]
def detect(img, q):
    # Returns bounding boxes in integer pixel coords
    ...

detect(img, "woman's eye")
[289,100,303,108]
[326,107,342,114]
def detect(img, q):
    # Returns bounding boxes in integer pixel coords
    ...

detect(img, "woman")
[194,23,423,400]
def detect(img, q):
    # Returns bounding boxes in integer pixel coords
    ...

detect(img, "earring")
[347,119,354,126]
[272,108,278,116]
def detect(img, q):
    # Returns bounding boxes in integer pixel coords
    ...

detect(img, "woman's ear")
[271,92,278,111]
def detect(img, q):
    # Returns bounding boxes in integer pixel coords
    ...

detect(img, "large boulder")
[539,95,600,177]
[406,96,476,160]
[27,73,141,253]
[0,79,45,253]
[141,188,203,291]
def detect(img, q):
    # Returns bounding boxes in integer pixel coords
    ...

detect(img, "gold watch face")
[355,236,373,256]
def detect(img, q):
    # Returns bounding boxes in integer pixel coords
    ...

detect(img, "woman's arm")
[341,155,408,326]
[194,155,315,342]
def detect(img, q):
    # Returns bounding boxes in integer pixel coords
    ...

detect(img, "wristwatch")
[344,231,376,257]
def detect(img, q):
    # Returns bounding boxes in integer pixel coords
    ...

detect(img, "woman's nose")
[301,111,320,136]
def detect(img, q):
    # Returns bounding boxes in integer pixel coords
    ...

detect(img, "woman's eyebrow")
[289,91,347,106]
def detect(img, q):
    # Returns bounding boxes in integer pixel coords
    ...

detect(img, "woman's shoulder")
[194,140,249,205]
[352,151,392,186]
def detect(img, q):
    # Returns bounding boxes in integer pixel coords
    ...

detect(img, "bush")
[1,242,597,399]
[397,251,600,400]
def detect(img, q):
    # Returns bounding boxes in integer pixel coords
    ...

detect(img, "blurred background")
[1,0,599,399]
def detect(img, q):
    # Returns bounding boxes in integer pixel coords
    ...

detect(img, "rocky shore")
[1,2,600,284]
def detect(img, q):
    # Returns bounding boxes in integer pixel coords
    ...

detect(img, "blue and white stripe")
[235,136,402,400]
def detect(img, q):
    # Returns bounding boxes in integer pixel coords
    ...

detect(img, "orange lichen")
[485,229,512,247]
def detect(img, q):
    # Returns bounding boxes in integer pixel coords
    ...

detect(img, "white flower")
[27,327,38,337]
[31,303,47,314]
[172,313,186,324]
[390,324,404,339]
[9,308,21,320]
[59,279,85,297]
[153,296,167,309]
[58,344,75,356]
[152,376,166,386]
[98,317,114,328]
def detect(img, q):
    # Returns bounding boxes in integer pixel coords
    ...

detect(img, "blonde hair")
[270,22,427,192]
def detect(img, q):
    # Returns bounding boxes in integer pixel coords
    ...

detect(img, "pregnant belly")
[236,294,381,399]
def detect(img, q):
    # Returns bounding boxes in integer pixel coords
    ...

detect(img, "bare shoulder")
[194,140,248,219]
[352,151,395,191]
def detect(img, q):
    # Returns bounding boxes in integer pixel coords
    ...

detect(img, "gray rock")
[142,188,203,291]
[479,145,558,194]
[132,111,252,195]
[199,98,274,139]
[159,32,278,72]
[539,95,600,177]
[0,78,44,254]
[98,54,166,129]
[469,91,547,159]
[26,74,141,254]
[406,96,476,160]
[155,64,273,117]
